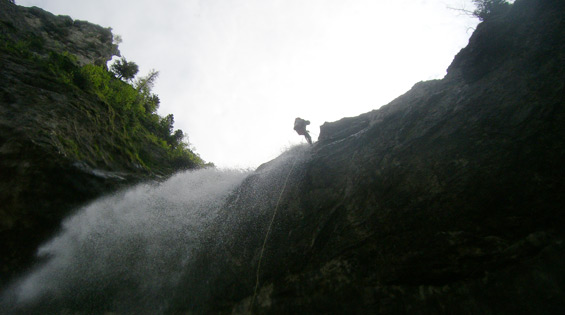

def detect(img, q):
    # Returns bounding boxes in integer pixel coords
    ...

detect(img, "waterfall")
[1,167,249,314]
[1,144,311,314]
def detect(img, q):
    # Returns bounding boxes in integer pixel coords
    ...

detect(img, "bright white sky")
[18,0,478,169]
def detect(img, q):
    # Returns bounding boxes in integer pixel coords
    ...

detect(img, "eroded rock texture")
[174,0,565,313]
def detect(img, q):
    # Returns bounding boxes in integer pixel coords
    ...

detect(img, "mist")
[1,168,248,312]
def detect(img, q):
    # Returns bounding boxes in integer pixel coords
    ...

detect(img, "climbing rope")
[249,155,299,311]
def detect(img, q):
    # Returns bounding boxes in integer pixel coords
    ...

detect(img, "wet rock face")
[1,0,129,283]
[176,0,565,313]
[0,58,124,285]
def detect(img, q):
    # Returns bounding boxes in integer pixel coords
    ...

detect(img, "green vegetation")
[79,58,205,170]
[110,56,139,81]
[1,31,206,173]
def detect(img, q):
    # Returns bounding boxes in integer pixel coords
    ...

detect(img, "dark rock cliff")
[0,0,121,282]
[0,0,201,284]
[172,0,564,313]
[1,0,564,313]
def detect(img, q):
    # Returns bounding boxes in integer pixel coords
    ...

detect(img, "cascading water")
[1,167,250,314]
[1,144,311,314]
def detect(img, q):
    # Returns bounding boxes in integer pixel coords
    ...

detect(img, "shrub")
[110,57,138,81]
[472,0,512,21]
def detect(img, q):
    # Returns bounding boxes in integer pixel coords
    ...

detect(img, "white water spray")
[2,168,249,313]
[1,145,312,313]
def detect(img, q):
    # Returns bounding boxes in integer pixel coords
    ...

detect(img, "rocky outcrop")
[0,0,199,284]
[0,0,119,65]
[171,0,565,313]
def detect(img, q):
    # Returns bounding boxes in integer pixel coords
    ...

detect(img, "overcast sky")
[18,0,479,169]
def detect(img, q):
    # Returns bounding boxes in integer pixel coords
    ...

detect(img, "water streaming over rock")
[1,167,251,314]
[1,145,312,314]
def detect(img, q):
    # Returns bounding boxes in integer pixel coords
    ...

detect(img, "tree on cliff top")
[110,57,139,81]
[473,0,512,21]
[449,0,512,22]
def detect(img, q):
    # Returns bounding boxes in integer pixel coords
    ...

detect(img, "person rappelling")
[294,117,312,145]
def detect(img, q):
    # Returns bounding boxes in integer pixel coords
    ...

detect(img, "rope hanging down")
[249,156,299,311]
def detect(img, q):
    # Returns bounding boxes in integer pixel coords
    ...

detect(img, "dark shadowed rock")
[0,0,200,285]
[1,0,564,313]
[171,0,565,313]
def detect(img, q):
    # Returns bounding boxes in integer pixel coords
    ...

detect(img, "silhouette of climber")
[294,117,312,145]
